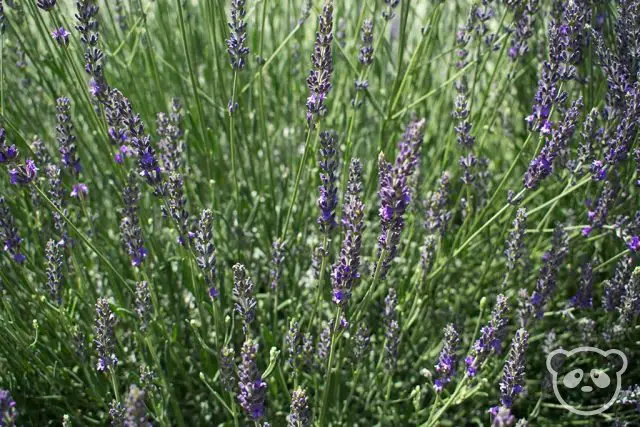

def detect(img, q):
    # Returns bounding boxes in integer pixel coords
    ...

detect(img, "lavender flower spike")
[497,328,529,408]
[504,208,527,273]
[56,97,81,176]
[0,197,26,264]
[233,263,257,333]
[377,118,426,279]
[331,159,365,307]
[306,0,334,125]
[465,295,509,377]
[384,288,400,371]
[317,131,338,233]
[0,128,19,164]
[358,19,374,67]
[529,224,569,319]
[434,324,460,392]
[94,297,118,372]
[124,384,151,427]
[195,209,217,298]
[524,97,583,189]
[45,240,64,304]
[238,338,267,420]
[0,389,18,426]
[287,387,311,427]
[135,281,152,333]
[570,263,593,309]
[227,0,249,70]
[270,239,285,290]
[120,172,147,267]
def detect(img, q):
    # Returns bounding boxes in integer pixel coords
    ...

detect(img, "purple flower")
[358,19,374,66]
[124,384,152,427]
[287,387,311,427]
[195,209,217,297]
[603,255,634,312]
[0,197,26,264]
[0,128,19,164]
[0,389,18,426]
[227,0,249,70]
[570,263,594,309]
[166,173,190,245]
[377,118,425,279]
[507,0,539,61]
[627,235,640,252]
[331,159,365,307]
[489,406,516,427]
[156,98,185,174]
[9,159,38,185]
[120,172,147,267]
[504,208,527,273]
[270,239,285,290]
[384,288,400,371]
[524,97,583,189]
[528,224,569,320]
[70,183,89,199]
[586,180,617,232]
[434,324,459,392]
[94,297,118,372]
[238,339,267,420]
[135,281,152,334]
[424,171,452,236]
[220,346,237,392]
[233,263,257,334]
[497,328,529,408]
[46,165,70,245]
[75,0,109,100]
[466,295,509,377]
[306,0,334,125]
[619,269,640,326]
[51,26,70,46]
[56,97,81,176]
[453,91,475,148]
[317,131,338,233]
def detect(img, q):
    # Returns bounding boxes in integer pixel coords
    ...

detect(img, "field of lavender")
[1,0,640,425]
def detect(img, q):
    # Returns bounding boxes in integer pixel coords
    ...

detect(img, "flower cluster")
[331,159,365,307]
[120,171,147,267]
[195,209,218,298]
[75,0,109,99]
[233,263,257,333]
[384,288,400,371]
[94,297,118,372]
[528,224,569,320]
[434,323,459,392]
[0,197,26,264]
[45,239,64,304]
[465,295,509,376]
[317,131,338,233]
[238,339,267,420]
[227,0,249,70]
[377,118,425,279]
[306,0,334,125]
[496,328,529,408]
[56,97,81,176]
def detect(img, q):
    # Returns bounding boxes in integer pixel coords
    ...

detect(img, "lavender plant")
[0,1,639,426]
